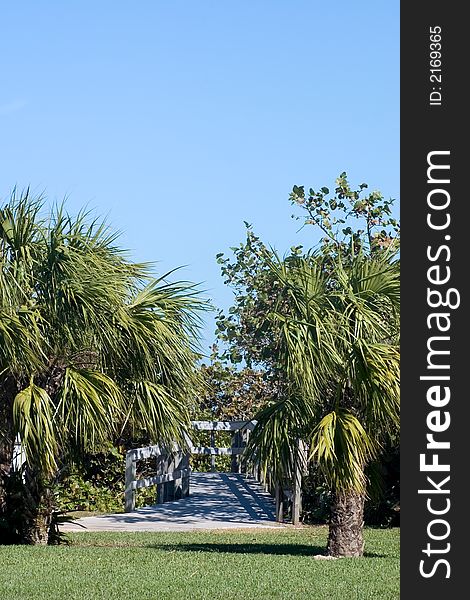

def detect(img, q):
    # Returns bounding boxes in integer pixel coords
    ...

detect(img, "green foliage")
[215,174,400,522]
[56,446,156,514]
[215,228,282,369]
[1,189,208,542]
[298,464,332,524]
[57,471,123,514]
[289,172,399,255]
[1,191,207,471]
[56,446,124,513]
[364,441,400,527]
[196,360,271,420]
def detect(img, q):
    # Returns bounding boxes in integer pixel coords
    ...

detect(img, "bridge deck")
[61,473,282,532]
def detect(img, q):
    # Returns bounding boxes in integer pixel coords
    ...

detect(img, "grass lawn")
[0,526,399,600]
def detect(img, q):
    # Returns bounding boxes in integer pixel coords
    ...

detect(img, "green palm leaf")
[1,191,208,480]
[125,380,191,446]
[58,368,124,452]
[248,247,399,495]
[13,384,57,477]
[311,410,377,493]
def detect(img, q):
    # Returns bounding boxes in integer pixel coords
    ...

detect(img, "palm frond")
[348,341,400,432]
[58,368,124,452]
[125,380,191,446]
[248,247,399,494]
[13,383,58,476]
[311,410,378,493]
[246,394,313,482]
[0,309,45,375]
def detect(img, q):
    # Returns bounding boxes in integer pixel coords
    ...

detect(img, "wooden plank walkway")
[61,473,283,533]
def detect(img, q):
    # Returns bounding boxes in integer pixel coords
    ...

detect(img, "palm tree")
[248,248,399,557]
[0,190,207,544]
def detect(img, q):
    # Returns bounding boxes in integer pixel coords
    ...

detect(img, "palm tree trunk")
[0,436,13,525]
[327,490,365,557]
[19,469,54,545]
[21,510,51,545]
[0,381,16,531]
[0,385,52,545]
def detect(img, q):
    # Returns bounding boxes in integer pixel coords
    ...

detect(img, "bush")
[56,445,155,514]
[301,445,400,528]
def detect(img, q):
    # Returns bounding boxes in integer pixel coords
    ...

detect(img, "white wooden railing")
[124,420,307,524]
[124,443,190,512]
[124,421,253,512]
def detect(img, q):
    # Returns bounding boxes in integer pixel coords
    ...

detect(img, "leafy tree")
[289,171,399,256]
[215,173,399,375]
[248,249,399,556]
[188,359,272,473]
[216,174,399,557]
[0,190,207,544]
[197,357,271,422]
[216,227,291,369]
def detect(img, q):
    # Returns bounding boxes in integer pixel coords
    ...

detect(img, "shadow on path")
[61,472,279,532]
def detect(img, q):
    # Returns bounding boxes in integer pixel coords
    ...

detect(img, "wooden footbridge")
[62,421,305,533]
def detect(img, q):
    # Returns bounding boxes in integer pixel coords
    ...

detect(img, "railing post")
[181,452,190,497]
[240,428,249,474]
[291,471,301,525]
[291,439,305,526]
[165,452,176,501]
[125,451,136,512]
[156,448,166,504]
[275,482,283,523]
[173,450,182,499]
[210,430,216,472]
[264,469,270,493]
[231,429,241,473]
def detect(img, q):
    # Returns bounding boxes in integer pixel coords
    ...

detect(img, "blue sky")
[1,1,399,352]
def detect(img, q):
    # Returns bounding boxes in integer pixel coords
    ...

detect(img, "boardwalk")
[61,473,282,533]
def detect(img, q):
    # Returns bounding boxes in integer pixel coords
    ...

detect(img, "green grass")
[0,527,399,600]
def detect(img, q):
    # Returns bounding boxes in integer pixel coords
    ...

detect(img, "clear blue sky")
[1,1,399,353]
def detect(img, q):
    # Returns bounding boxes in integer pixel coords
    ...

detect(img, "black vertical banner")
[401,3,468,598]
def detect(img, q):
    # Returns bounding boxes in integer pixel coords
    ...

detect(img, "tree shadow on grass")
[150,542,323,556]
[148,542,387,558]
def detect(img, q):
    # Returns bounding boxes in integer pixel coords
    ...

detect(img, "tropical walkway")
[61,473,282,532]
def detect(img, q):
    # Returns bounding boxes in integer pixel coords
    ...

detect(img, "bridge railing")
[258,440,308,525]
[124,443,190,512]
[191,420,256,473]
[124,420,255,512]
[124,421,307,524]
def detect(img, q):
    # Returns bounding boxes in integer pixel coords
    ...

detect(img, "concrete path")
[61,472,282,533]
